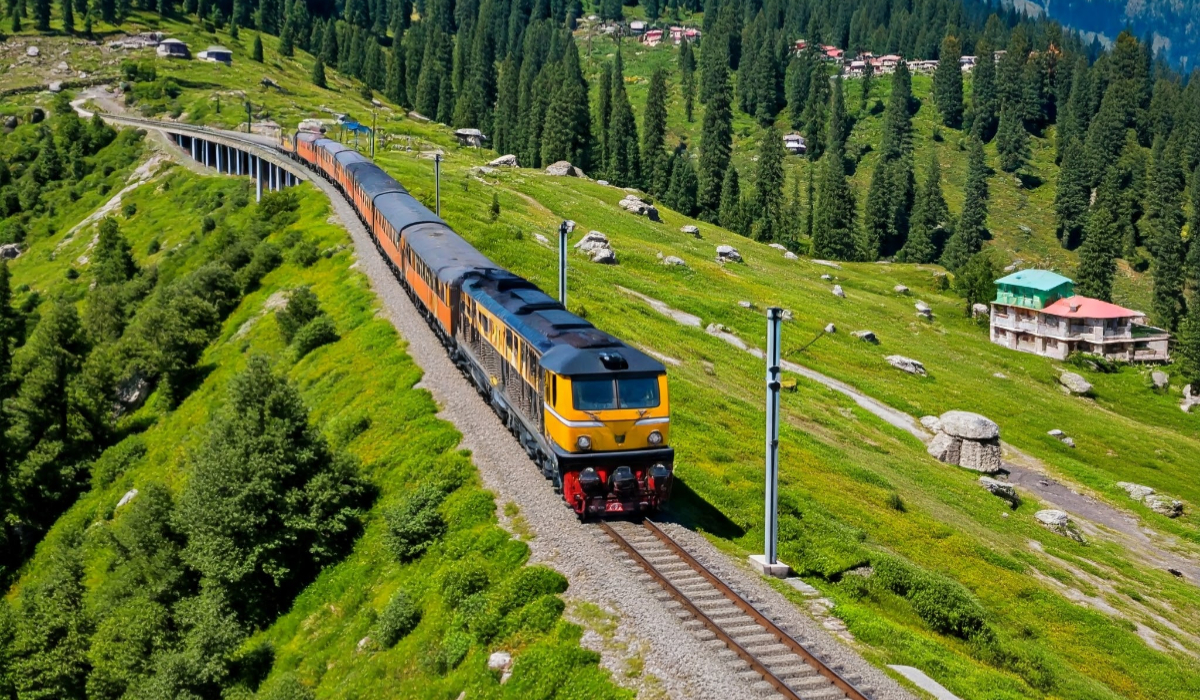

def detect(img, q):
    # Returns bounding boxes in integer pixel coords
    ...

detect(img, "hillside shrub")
[504,594,565,637]
[872,554,988,639]
[258,673,315,700]
[440,560,489,609]
[290,240,320,268]
[292,314,338,358]
[234,241,281,292]
[90,435,147,488]
[276,286,321,343]
[375,591,421,647]
[440,629,471,669]
[383,484,447,562]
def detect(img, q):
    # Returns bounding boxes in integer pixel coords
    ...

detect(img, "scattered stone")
[1036,509,1085,543]
[114,373,151,415]
[48,81,62,93]
[591,248,617,264]
[488,154,519,167]
[546,160,585,177]
[1151,370,1169,390]
[769,243,788,251]
[784,251,798,260]
[940,411,1000,440]
[680,224,700,237]
[27,46,39,57]
[469,165,497,176]
[919,415,941,432]
[1184,384,1200,413]
[893,284,909,294]
[928,411,1002,473]
[820,273,832,281]
[993,372,1007,379]
[915,300,932,314]
[662,255,686,267]
[1061,437,1075,448]
[618,194,661,221]
[1118,481,1157,502]
[356,636,373,652]
[851,330,878,344]
[1018,224,1032,234]
[116,488,139,508]
[1047,429,1075,448]
[832,285,845,298]
[824,323,836,334]
[916,308,933,321]
[597,179,609,185]
[488,651,513,672]
[1146,495,1184,518]
[1058,371,1093,396]
[886,355,926,376]
[972,303,989,317]
[574,231,610,253]
[738,300,754,309]
[716,244,742,263]
[1003,264,1017,273]
[0,243,22,260]
[979,477,1020,507]
[781,309,794,322]
[2,116,17,130]
[812,259,842,269]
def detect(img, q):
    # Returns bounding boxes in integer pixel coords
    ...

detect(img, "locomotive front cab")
[542,347,675,517]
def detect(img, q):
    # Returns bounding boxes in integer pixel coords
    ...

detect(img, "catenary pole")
[764,307,783,565]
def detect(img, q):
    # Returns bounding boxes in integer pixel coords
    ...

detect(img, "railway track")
[600,519,873,700]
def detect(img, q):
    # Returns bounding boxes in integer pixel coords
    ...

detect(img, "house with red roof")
[990,270,1171,362]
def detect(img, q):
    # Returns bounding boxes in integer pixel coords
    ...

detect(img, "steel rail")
[643,519,868,700]
[599,521,805,700]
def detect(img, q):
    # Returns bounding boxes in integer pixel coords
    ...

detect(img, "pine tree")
[1146,138,1187,329]
[827,77,846,156]
[860,59,873,111]
[879,62,912,160]
[642,68,669,196]
[32,0,50,30]
[933,33,964,128]
[697,65,733,220]
[606,51,640,186]
[596,62,612,173]
[679,36,696,123]
[1054,139,1090,249]
[321,19,338,66]
[811,150,858,260]
[61,0,73,32]
[786,50,813,130]
[364,39,384,91]
[941,138,989,270]
[384,45,405,104]
[93,217,137,286]
[861,159,894,261]
[663,149,699,217]
[541,37,591,171]
[969,38,998,141]
[752,126,785,242]
[1177,299,1200,387]
[252,33,264,62]
[898,151,949,263]
[1152,220,1186,330]
[718,166,747,235]
[492,56,519,157]
[311,55,327,88]
[1187,166,1200,292]
[995,102,1029,173]
[1075,168,1124,301]
[279,19,295,57]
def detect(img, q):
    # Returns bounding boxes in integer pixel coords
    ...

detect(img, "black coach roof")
[404,222,498,283]
[315,138,352,156]
[375,191,446,231]
[335,149,370,166]
[348,162,405,198]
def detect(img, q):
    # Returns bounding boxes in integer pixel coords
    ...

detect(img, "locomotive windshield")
[573,376,661,411]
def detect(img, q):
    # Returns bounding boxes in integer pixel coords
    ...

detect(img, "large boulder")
[716,244,742,263]
[784,251,799,260]
[1184,384,1200,413]
[893,284,910,294]
[546,161,584,177]
[0,243,22,260]
[488,154,519,167]
[939,411,999,440]
[680,225,700,238]
[958,439,1002,473]
[886,355,926,376]
[927,432,962,464]
[979,477,1020,507]
[972,303,990,318]
[591,247,617,264]
[574,230,610,253]
[919,415,941,433]
[1151,370,1169,391]
[1058,371,1093,396]
[832,285,846,298]
[1036,509,1085,543]
[851,330,878,344]
[618,194,661,221]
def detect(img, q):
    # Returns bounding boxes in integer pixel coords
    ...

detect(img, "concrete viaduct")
[95,113,308,202]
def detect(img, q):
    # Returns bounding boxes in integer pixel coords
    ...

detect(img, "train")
[282,129,675,518]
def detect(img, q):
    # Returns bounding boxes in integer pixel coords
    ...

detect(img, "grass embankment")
[5,162,629,698]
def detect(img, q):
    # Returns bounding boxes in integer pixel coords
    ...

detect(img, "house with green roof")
[990,270,1170,362]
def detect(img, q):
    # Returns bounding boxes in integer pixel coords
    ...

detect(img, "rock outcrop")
[680,225,700,237]
[618,194,661,221]
[1036,509,1085,542]
[546,161,585,177]
[1117,482,1184,518]
[1151,370,1169,390]
[979,477,1020,507]
[893,284,909,294]
[886,355,926,376]
[919,415,941,432]
[0,243,22,260]
[927,410,1001,473]
[832,285,846,298]
[1058,371,1093,396]
[851,330,878,344]
[716,245,742,263]
[488,154,519,167]
[662,255,686,267]
[972,303,989,317]
[1182,384,1199,413]
[574,231,617,264]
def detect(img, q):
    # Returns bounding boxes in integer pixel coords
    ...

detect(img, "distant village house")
[156,38,190,59]
[783,133,807,155]
[990,270,1171,363]
[197,46,232,65]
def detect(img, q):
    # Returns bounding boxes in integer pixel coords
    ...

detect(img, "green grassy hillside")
[4,16,1200,700]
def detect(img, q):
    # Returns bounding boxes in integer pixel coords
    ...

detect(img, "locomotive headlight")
[576,435,593,450]
[647,430,663,445]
